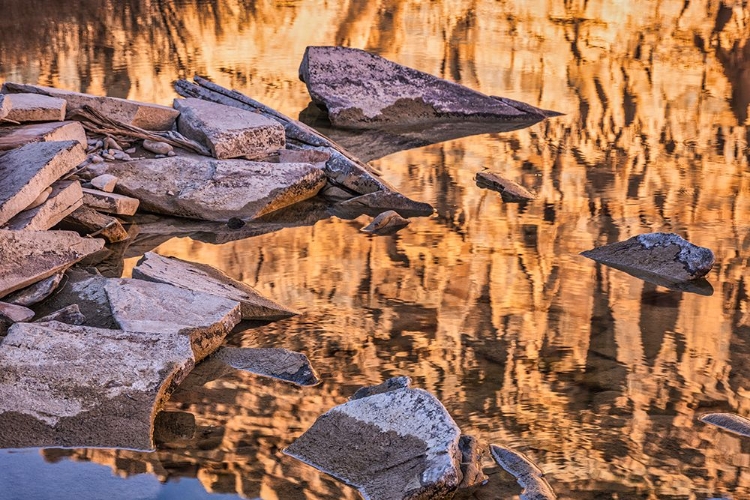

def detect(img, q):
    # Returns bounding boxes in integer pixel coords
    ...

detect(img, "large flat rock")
[0,140,85,226]
[2,93,66,122]
[133,252,298,320]
[0,321,194,450]
[87,152,326,221]
[174,97,285,159]
[5,180,83,231]
[285,381,463,499]
[299,46,559,129]
[0,230,104,299]
[0,120,86,151]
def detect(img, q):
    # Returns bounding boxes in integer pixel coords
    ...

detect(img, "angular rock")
[34,304,86,325]
[337,190,434,217]
[133,252,298,320]
[299,46,559,129]
[57,205,129,243]
[4,272,64,307]
[361,210,411,235]
[174,98,285,159]
[475,171,536,202]
[0,301,34,322]
[5,180,83,231]
[2,82,180,131]
[215,347,320,386]
[351,375,412,400]
[104,278,241,361]
[580,233,715,282]
[457,435,489,490]
[81,187,139,216]
[2,93,66,123]
[25,187,52,210]
[490,445,556,500]
[0,121,86,151]
[0,140,85,226]
[285,383,463,500]
[700,413,750,437]
[87,152,326,221]
[0,94,9,120]
[0,230,104,299]
[0,321,194,449]
[90,174,118,193]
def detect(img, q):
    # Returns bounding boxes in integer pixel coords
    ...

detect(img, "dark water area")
[2,1,750,498]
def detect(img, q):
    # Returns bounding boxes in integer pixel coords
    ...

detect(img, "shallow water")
[2,0,750,498]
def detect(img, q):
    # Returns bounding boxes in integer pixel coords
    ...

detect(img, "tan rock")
[3,93,66,122]
[57,206,129,243]
[5,180,83,231]
[0,121,87,151]
[89,174,118,193]
[81,187,139,215]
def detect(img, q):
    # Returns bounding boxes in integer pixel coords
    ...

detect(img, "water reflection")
[2,0,750,498]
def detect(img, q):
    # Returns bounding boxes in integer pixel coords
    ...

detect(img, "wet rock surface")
[215,347,320,387]
[361,210,411,235]
[490,445,556,500]
[475,171,536,202]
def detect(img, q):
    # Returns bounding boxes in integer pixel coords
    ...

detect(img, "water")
[1,0,750,498]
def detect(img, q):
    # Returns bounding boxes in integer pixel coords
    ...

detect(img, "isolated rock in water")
[133,252,298,320]
[58,205,129,243]
[581,233,715,282]
[0,321,194,450]
[0,121,86,151]
[700,413,750,437]
[4,272,64,307]
[34,304,86,325]
[5,180,83,231]
[0,301,35,323]
[104,278,241,361]
[490,445,556,500]
[350,375,411,400]
[215,347,320,386]
[0,230,104,299]
[285,383,463,499]
[475,171,536,202]
[361,210,411,235]
[88,152,326,221]
[174,97,285,159]
[338,191,434,216]
[299,46,558,129]
[0,140,85,226]
[2,93,66,122]
[2,82,180,131]
[458,435,489,490]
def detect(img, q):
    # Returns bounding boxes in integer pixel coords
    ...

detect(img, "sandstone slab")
[475,172,536,202]
[87,152,326,221]
[0,230,104,299]
[174,97,285,159]
[215,347,320,386]
[3,93,66,122]
[5,180,83,231]
[58,205,129,243]
[81,187,139,215]
[0,140,85,226]
[299,46,559,129]
[285,381,463,499]
[490,445,556,500]
[2,82,180,131]
[133,252,298,320]
[0,120,86,151]
[0,321,194,449]
[4,272,64,307]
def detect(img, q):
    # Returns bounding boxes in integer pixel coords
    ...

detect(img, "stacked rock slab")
[0,121,86,151]
[0,93,66,122]
[57,206,129,243]
[5,180,83,231]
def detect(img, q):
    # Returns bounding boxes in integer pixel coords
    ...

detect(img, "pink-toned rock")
[2,93,66,122]
[0,121,87,151]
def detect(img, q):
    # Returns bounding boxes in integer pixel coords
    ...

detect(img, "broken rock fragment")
[4,272,64,307]
[81,187,139,216]
[0,301,35,323]
[475,171,536,202]
[34,304,86,325]
[2,93,66,123]
[90,174,118,193]
[0,120,86,151]
[215,347,320,386]
[490,445,556,500]
[58,205,129,243]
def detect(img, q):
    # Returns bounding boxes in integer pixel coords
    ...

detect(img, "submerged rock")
[4,272,64,307]
[490,445,556,500]
[285,379,463,499]
[361,210,411,235]
[475,171,536,202]
[700,413,750,437]
[299,46,559,129]
[457,435,489,490]
[580,233,715,282]
[215,347,320,387]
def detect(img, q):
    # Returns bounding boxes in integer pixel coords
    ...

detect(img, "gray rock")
[174,97,285,159]
[4,272,64,307]
[5,180,83,231]
[142,139,173,155]
[57,205,129,243]
[580,233,715,282]
[34,304,86,325]
[489,445,556,500]
[2,93,66,122]
[104,278,241,361]
[0,121,86,151]
[133,252,298,320]
[475,171,536,202]
[90,174,118,193]
[700,413,750,437]
[2,82,180,131]
[361,210,411,235]
[299,46,559,129]
[337,191,434,217]
[0,321,194,450]
[350,375,412,400]
[285,384,463,500]
[87,152,326,221]
[0,301,34,322]
[0,230,104,299]
[81,187,139,215]
[457,435,489,490]
[0,140,85,226]
[215,347,320,386]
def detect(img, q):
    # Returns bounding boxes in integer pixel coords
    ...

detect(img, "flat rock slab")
[104,278,241,361]
[475,172,536,202]
[0,120,86,151]
[58,205,129,243]
[2,93,66,122]
[133,252,298,320]
[81,187,139,215]
[2,82,179,131]
[285,384,463,499]
[215,347,320,386]
[0,301,34,323]
[87,152,326,221]
[4,272,64,307]
[580,233,715,282]
[0,140,85,226]
[0,230,104,299]
[174,97,285,159]
[490,445,556,500]
[5,180,83,231]
[299,46,559,129]
[337,191,434,217]
[0,321,194,450]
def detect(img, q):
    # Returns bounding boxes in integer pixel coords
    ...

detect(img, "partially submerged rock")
[285,380,463,499]
[0,321,194,450]
[1,93,66,123]
[475,171,536,202]
[0,120,86,151]
[299,46,559,129]
[580,233,715,282]
[5,180,83,231]
[81,187,139,216]
[215,347,320,386]
[133,252,298,320]
[700,413,750,437]
[337,191,434,217]
[489,445,556,500]
[58,205,130,243]
[4,272,64,307]
[360,210,411,235]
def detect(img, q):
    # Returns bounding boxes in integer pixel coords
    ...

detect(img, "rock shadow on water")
[582,259,714,296]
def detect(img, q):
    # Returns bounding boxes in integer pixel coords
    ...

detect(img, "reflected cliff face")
[3,0,750,498]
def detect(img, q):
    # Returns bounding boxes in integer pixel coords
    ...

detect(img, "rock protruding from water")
[457,435,489,490]
[490,445,556,500]
[133,252,298,320]
[350,375,412,400]
[174,97,286,159]
[215,347,320,387]
[285,379,463,500]
[0,321,194,450]
[0,121,87,151]
[1,93,66,123]
[361,210,411,235]
[580,233,715,282]
[475,171,536,202]
[700,413,750,437]
[299,46,559,129]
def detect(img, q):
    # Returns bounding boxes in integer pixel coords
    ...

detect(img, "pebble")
[125,147,136,154]
[90,154,104,164]
[102,153,115,161]
[155,154,166,159]
[105,137,123,151]
[112,151,132,161]
[143,139,173,155]
[167,151,176,157]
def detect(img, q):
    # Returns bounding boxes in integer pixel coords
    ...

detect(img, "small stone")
[475,171,536,202]
[167,150,176,157]
[125,147,136,154]
[0,301,35,322]
[90,154,104,163]
[360,210,410,235]
[90,174,118,193]
[105,137,122,151]
[215,347,320,386]
[101,152,115,161]
[34,304,86,325]
[142,139,173,155]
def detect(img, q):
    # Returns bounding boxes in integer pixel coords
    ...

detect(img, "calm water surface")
[2,1,750,498]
